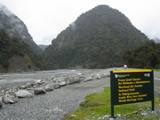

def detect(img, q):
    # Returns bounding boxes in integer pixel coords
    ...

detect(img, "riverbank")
[64,87,160,120]
[0,69,110,120]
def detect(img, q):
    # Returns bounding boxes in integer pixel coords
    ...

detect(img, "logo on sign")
[115,74,130,78]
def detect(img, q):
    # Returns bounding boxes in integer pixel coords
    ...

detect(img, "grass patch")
[154,69,160,72]
[64,87,160,120]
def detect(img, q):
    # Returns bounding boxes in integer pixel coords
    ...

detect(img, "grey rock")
[34,88,46,95]
[52,77,63,83]
[15,90,33,98]
[83,76,93,82]
[2,94,18,104]
[19,82,34,89]
[0,97,3,108]
[44,84,54,92]
[66,76,81,85]
[53,84,60,89]
[25,82,34,87]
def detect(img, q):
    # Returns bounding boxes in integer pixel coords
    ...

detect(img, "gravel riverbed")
[0,79,108,120]
[0,69,110,120]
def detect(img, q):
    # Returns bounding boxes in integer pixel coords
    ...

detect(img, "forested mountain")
[45,5,149,69]
[123,40,160,68]
[0,4,41,54]
[0,4,44,72]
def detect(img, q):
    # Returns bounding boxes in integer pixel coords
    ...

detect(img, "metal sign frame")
[110,69,154,118]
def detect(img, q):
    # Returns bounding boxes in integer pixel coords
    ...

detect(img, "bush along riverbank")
[64,87,160,120]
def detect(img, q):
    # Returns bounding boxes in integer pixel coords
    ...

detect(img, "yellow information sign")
[110,69,154,118]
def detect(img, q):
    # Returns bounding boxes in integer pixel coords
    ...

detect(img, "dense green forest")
[0,30,45,71]
[123,40,160,68]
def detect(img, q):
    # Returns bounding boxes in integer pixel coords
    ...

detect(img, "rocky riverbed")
[0,69,160,120]
[0,69,111,120]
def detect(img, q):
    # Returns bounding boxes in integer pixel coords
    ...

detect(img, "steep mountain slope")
[39,45,48,51]
[0,4,44,72]
[45,5,149,69]
[0,4,41,54]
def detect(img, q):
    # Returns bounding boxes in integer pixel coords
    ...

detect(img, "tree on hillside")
[123,41,160,68]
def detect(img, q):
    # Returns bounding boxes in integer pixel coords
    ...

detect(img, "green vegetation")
[64,88,160,120]
[0,6,45,72]
[0,30,27,67]
[45,5,148,69]
[0,30,45,71]
[123,40,160,69]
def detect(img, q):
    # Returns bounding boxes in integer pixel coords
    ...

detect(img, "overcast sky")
[0,0,160,45]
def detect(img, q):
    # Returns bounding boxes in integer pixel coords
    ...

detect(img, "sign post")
[110,69,154,118]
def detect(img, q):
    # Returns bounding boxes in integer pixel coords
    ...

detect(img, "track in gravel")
[0,78,108,120]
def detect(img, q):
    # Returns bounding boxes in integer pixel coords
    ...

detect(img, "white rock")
[117,113,121,117]
[96,73,101,79]
[102,114,110,119]
[59,81,66,86]
[141,111,148,116]
[19,85,26,89]
[16,90,33,98]
[34,79,44,85]
[53,107,63,113]
[77,72,82,75]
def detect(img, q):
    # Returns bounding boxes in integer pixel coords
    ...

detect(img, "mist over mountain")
[153,38,160,43]
[39,45,48,51]
[0,4,41,54]
[0,4,44,72]
[45,5,149,69]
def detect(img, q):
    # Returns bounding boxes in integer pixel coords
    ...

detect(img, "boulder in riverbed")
[44,84,54,92]
[53,84,60,89]
[0,97,3,108]
[16,90,33,98]
[34,79,45,85]
[34,88,46,95]
[66,75,82,85]
[2,94,18,104]
[59,81,66,86]
[20,82,34,89]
